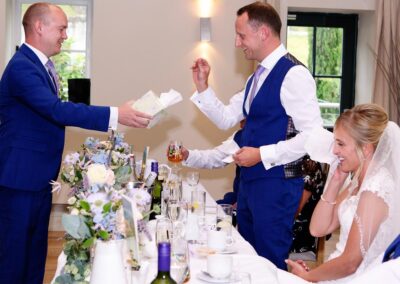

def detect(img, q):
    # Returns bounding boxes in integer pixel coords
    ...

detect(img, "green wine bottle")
[150,161,162,220]
[150,242,177,284]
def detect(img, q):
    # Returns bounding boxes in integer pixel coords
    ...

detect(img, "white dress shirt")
[24,43,118,130]
[191,44,323,170]
[183,133,236,169]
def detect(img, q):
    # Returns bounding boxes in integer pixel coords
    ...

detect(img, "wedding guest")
[190,1,322,269]
[291,158,327,256]
[0,3,151,284]
[285,104,400,282]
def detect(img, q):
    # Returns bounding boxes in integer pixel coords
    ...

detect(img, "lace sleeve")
[359,167,394,206]
[353,168,393,263]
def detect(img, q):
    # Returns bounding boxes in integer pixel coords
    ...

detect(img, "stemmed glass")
[186,171,200,189]
[167,140,183,168]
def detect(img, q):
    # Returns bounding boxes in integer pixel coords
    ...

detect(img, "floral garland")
[54,132,153,283]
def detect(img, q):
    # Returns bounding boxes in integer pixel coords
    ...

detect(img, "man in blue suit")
[0,3,152,284]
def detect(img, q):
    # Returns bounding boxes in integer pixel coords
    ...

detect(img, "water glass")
[191,190,206,216]
[217,204,233,236]
[155,217,173,244]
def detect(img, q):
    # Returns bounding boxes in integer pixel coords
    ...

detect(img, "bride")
[282,103,400,283]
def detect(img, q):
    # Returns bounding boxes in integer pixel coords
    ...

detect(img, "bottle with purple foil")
[150,242,177,284]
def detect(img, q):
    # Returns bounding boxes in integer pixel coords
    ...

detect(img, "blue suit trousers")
[237,177,303,270]
[0,186,52,284]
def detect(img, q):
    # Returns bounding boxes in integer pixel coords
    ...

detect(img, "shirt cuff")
[260,144,278,171]
[190,87,213,106]
[109,107,118,130]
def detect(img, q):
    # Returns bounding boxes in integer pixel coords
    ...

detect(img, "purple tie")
[45,59,60,95]
[248,65,265,106]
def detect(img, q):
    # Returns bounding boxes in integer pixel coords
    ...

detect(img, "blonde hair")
[335,103,388,149]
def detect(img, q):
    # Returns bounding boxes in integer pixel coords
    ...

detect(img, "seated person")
[344,235,400,283]
[281,104,400,283]
[291,157,327,257]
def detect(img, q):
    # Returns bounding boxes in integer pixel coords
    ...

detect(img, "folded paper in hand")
[220,135,240,164]
[304,127,336,164]
[131,89,182,128]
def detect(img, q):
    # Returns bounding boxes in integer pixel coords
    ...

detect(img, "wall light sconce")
[200,17,211,42]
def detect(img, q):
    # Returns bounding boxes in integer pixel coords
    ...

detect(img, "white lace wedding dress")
[321,167,396,283]
[276,167,397,284]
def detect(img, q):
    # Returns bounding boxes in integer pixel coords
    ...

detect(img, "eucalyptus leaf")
[62,214,91,240]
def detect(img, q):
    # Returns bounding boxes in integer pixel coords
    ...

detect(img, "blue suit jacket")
[0,44,110,191]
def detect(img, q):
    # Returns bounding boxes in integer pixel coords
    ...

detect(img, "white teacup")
[207,254,232,279]
[207,230,228,252]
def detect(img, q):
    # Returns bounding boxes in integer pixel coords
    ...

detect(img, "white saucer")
[217,247,238,254]
[196,271,231,283]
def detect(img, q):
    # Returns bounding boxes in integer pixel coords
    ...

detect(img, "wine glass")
[167,140,183,167]
[186,171,200,189]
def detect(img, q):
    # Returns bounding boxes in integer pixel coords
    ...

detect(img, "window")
[13,0,92,101]
[287,13,358,127]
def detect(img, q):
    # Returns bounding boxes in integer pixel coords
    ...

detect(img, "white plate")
[196,271,231,283]
[218,247,238,254]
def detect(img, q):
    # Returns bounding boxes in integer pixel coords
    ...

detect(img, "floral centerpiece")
[54,132,155,284]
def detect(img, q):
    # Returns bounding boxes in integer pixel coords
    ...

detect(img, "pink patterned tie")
[45,59,60,95]
[248,65,265,106]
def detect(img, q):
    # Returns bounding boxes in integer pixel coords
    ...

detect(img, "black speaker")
[68,78,91,105]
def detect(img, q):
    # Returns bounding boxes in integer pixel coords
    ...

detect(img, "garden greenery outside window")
[287,13,358,128]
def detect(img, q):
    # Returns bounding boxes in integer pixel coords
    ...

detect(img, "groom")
[190,2,322,269]
[0,3,151,284]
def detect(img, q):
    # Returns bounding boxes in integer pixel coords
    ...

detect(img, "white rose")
[67,196,77,205]
[71,208,80,215]
[86,164,109,186]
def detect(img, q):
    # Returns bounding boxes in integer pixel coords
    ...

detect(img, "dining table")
[131,181,294,284]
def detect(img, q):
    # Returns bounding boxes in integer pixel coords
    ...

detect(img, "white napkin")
[132,89,183,128]
[304,127,336,164]
[219,137,240,164]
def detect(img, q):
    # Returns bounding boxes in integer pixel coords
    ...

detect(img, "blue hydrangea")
[91,153,108,165]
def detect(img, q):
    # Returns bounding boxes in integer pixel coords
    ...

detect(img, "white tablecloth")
[52,182,288,284]
[131,182,282,284]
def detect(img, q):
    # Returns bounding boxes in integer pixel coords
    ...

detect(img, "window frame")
[287,12,358,118]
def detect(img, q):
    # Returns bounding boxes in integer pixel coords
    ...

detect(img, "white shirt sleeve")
[260,65,323,170]
[182,133,237,169]
[108,107,118,130]
[190,87,245,130]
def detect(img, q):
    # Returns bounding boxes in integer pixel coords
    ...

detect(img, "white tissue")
[131,89,182,128]
[219,137,240,164]
[304,127,336,164]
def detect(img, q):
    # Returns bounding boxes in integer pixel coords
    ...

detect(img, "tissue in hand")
[131,89,182,128]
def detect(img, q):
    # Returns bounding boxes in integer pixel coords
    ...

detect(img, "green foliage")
[307,27,343,125]
[52,39,86,101]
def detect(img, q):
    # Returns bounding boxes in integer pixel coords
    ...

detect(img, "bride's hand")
[285,259,309,279]
[333,164,349,182]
